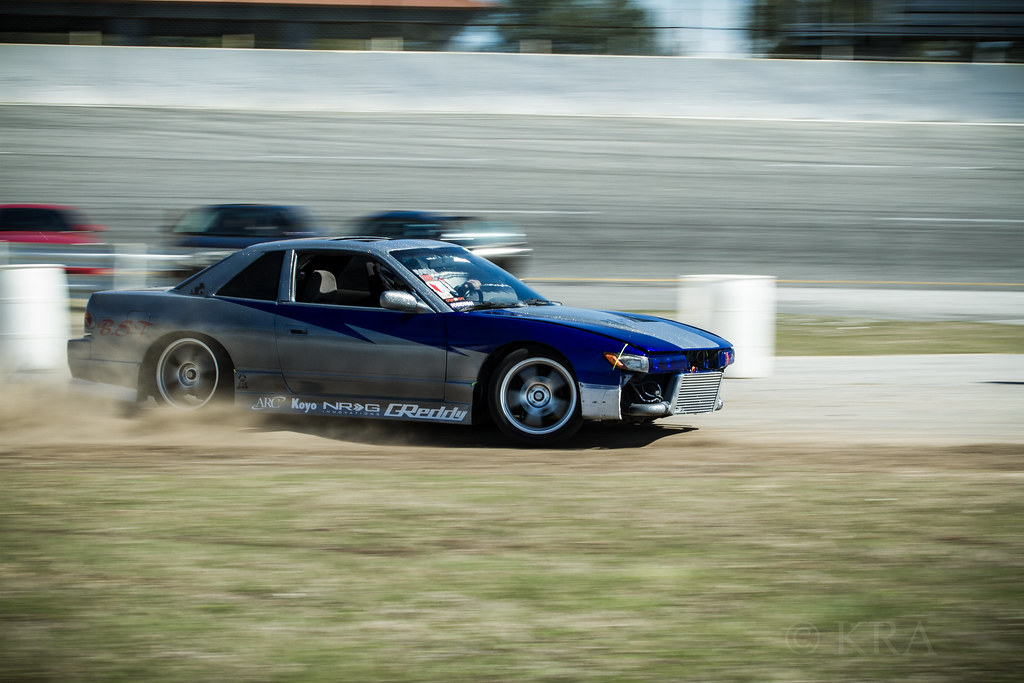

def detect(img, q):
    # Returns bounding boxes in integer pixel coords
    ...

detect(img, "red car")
[0,204,108,274]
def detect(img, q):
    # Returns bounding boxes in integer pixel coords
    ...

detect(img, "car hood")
[474,305,730,354]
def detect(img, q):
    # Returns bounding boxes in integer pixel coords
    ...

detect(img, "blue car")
[68,238,734,445]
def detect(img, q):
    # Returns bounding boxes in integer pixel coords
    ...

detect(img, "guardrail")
[0,242,222,298]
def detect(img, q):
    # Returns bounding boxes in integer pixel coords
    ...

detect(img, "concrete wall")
[1,44,1022,122]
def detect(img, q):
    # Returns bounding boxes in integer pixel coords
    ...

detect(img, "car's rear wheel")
[489,348,582,446]
[153,336,231,409]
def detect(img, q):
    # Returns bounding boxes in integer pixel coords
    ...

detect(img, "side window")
[295,252,408,307]
[279,211,298,231]
[250,209,282,236]
[216,252,283,301]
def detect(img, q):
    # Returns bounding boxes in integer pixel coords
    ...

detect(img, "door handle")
[289,328,308,335]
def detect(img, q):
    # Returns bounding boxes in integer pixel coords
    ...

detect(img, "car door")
[274,250,447,401]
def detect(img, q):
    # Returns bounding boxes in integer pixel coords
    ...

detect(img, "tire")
[153,336,232,409]
[489,348,582,446]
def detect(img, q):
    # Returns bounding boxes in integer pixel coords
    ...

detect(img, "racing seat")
[303,269,338,304]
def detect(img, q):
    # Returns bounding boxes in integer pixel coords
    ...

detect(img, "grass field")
[775,315,1024,356]
[2,431,1022,682]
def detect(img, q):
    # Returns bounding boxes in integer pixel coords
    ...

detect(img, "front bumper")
[580,370,725,421]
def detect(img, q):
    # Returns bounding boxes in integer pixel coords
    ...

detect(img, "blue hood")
[474,305,731,354]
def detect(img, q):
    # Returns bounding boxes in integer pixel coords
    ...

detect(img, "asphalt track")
[2,106,1022,291]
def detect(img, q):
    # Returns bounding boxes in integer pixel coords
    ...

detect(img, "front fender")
[444,312,630,413]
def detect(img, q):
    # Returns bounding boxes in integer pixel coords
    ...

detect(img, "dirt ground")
[2,354,1021,471]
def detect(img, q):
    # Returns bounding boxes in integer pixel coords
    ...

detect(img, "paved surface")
[684,354,1024,445]
[2,107,1022,287]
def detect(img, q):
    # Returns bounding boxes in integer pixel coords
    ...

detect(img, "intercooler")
[670,371,724,415]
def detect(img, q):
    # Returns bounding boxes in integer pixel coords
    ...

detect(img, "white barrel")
[677,274,776,378]
[0,264,71,376]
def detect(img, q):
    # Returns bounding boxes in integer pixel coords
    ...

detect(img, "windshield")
[172,208,217,235]
[392,246,550,311]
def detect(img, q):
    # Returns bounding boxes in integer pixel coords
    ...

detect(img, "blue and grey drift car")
[68,238,734,445]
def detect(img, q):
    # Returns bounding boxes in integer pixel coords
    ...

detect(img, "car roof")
[199,203,302,211]
[364,210,466,222]
[245,236,458,257]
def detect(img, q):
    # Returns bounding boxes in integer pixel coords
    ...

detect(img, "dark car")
[356,211,530,273]
[0,204,105,244]
[168,203,330,272]
[0,204,108,274]
[68,238,734,446]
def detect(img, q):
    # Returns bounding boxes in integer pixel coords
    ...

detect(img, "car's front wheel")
[489,348,582,446]
[153,336,232,409]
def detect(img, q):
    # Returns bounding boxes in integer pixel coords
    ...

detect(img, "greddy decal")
[384,403,468,422]
[247,396,469,423]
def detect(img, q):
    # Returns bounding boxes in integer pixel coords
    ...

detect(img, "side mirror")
[380,291,432,314]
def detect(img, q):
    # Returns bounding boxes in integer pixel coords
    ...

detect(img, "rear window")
[0,207,72,232]
[216,252,284,301]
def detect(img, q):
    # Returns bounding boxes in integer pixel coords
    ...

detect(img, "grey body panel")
[274,301,447,400]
